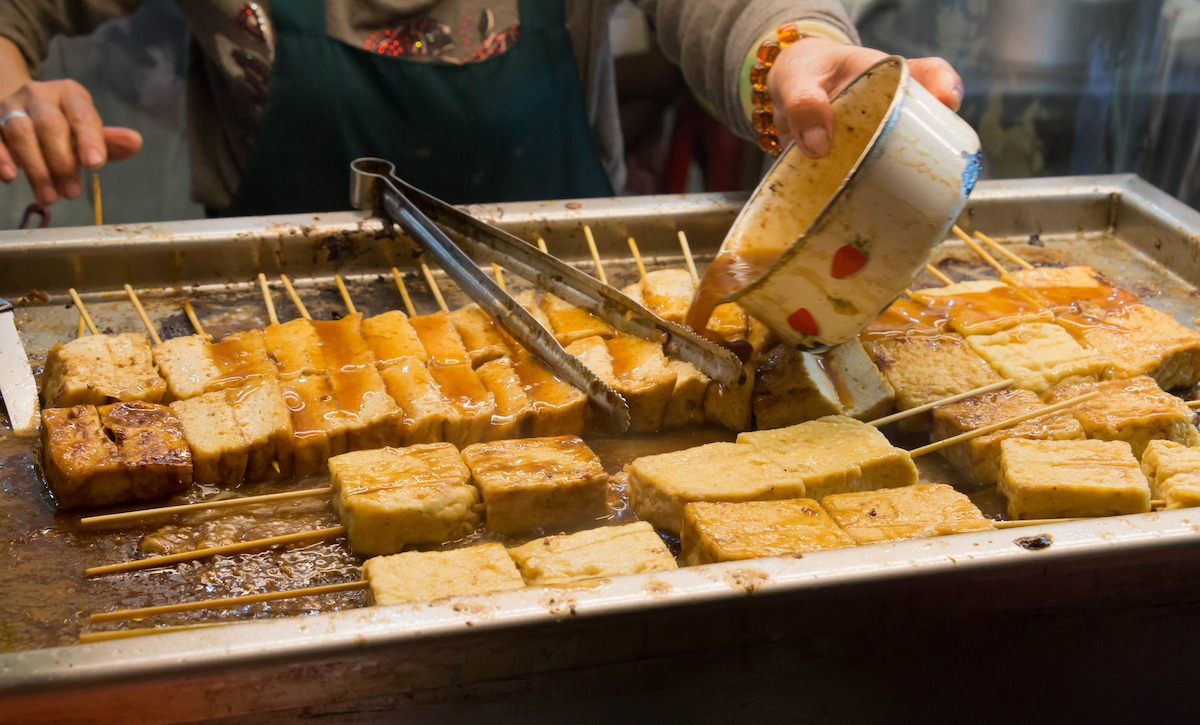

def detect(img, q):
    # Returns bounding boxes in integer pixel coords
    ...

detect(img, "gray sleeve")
[635,0,859,140]
[0,0,145,77]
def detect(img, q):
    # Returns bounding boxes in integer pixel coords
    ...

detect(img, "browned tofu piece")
[966,322,1110,394]
[662,359,709,430]
[462,435,609,534]
[448,305,510,366]
[208,329,277,392]
[1043,376,1200,458]
[539,293,615,346]
[508,521,677,585]
[310,313,377,372]
[263,319,324,378]
[363,544,525,605]
[153,334,221,401]
[1141,440,1200,509]
[99,401,193,499]
[998,438,1151,519]
[280,375,343,477]
[106,333,169,404]
[911,280,1052,336]
[227,379,295,480]
[861,297,950,338]
[513,356,587,437]
[410,312,472,366]
[475,356,532,441]
[429,363,496,448]
[362,310,428,367]
[709,302,750,344]
[326,367,402,452]
[681,498,855,565]
[170,391,248,486]
[40,405,128,509]
[606,335,678,434]
[637,268,694,324]
[822,484,994,544]
[931,389,1086,485]
[379,358,454,445]
[42,333,166,407]
[704,363,755,432]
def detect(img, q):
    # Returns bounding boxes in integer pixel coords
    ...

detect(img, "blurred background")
[3,0,1200,227]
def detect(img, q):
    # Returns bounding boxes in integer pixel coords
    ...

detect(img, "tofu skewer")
[910,390,1102,457]
[78,486,334,527]
[89,581,369,624]
[83,526,345,576]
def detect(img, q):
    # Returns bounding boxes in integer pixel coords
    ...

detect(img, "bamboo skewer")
[975,230,1034,270]
[923,264,954,287]
[280,274,311,320]
[258,274,279,327]
[993,518,1079,529]
[69,288,99,336]
[909,390,1102,458]
[627,237,647,279]
[92,173,102,226]
[183,300,207,338]
[868,379,1014,428]
[79,487,335,528]
[678,231,699,283]
[492,263,508,293]
[123,284,161,346]
[80,621,240,644]
[420,262,449,313]
[391,267,417,317]
[334,275,357,315]
[90,580,368,624]
[76,314,87,338]
[951,226,1011,280]
[536,237,548,254]
[1187,399,1200,409]
[583,225,607,285]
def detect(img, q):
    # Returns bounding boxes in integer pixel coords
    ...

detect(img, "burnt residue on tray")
[1013,534,1053,551]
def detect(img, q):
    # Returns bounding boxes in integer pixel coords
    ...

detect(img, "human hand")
[0,80,143,205]
[766,36,962,158]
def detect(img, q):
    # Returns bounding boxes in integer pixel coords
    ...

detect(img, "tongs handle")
[350,158,631,432]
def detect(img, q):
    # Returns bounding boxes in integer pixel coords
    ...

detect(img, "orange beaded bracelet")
[750,22,805,156]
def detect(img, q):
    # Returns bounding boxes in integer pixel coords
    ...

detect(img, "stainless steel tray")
[4,175,1200,723]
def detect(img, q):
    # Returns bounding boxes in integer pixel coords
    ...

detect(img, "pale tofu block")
[680,498,855,565]
[998,438,1151,519]
[606,335,678,434]
[379,358,455,445]
[822,337,895,421]
[309,313,377,371]
[329,444,481,555]
[462,435,609,535]
[105,333,169,404]
[930,389,1086,485]
[207,329,278,391]
[627,442,809,533]
[362,310,428,367]
[448,304,510,366]
[153,334,221,401]
[704,363,755,432]
[637,268,694,324]
[99,401,193,500]
[821,483,995,544]
[170,391,248,486]
[864,334,1003,432]
[40,405,129,509]
[410,312,472,366]
[263,319,324,378]
[508,521,677,585]
[737,415,918,500]
[475,357,532,441]
[280,375,342,477]
[1140,440,1200,509]
[514,356,587,437]
[226,379,294,481]
[326,367,402,451]
[363,543,525,605]
[41,335,116,407]
[911,280,1053,336]
[1043,376,1200,458]
[429,363,497,448]
[539,293,615,346]
[661,359,709,429]
[966,322,1110,394]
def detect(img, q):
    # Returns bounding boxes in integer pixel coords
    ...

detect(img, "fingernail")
[64,179,82,199]
[0,164,14,182]
[951,82,964,111]
[83,149,102,168]
[800,126,831,158]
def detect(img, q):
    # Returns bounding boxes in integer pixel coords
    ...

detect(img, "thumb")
[102,127,143,162]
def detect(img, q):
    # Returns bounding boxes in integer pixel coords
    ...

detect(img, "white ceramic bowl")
[694,56,981,350]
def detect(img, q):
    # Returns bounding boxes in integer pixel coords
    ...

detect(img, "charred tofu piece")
[662,359,709,429]
[411,311,473,366]
[605,336,678,434]
[329,443,481,555]
[475,357,532,440]
[429,363,496,448]
[680,498,854,565]
[513,357,587,437]
[326,367,402,452]
[1043,376,1199,458]
[539,293,615,346]
[379,357,454,445]
[227,379,295,480]
[966,322,1111,394]
[40,405,128,510]
[362,310,428,367]
[911,280,1052,336]
[363,543,524,606]
[170,391,248,486]
[738,415,918,500]
[310,313,376,371]
[998,438,1151,519]
[98,401,192,499]
[461,435,609,535]
[280,375,343,477]
[931,388,1086,485]
[448,305,510,366]
[153,334,220,401]
[42,333,167,407]
[822,484,994,544]
[263,319,324,378]
[207,329,277,392]
[508,521,677,585]
[704,363,755,432]
[1141,440,1200,510]
[627,442,808,533]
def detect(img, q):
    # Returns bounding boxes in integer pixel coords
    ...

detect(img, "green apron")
[223,0,613,216]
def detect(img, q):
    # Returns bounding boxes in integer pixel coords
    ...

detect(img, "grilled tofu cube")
[363,543,524,606]
[207,329,277,391]
[754,345,841,428]
[861,297,950,337]
[662,359,709,429]
[1140,440,1200,509]
[864,334,1004,432]
[98,401,193,499]
[227,379,294,480]
[170,391,248,486]
[911,280,1052,336]
[263,319,324,378]
[106,333,168,404]
[475,357,532,440]
[362,310,428,367]
[967,322,1111,394]
[42,333,167,407]
[704,363,755,432]
[1043,376,1200,458]
[154,334,220,401]
[709,302,750,344]
[461,435,609,535]
[637,268,694,324]
[429,363,496,448]
[1008,265,1139,317]
[998,438,1151,519]
[40,405,129,509]
[680,498,855,565]
[280,375,343,477]
[379,357,454,445]
[513,357,587,437]
[822,483,995,544]
[508,521,677,585]
[539,293,615,346]
[606,336,677,434]
[310,313,376,371]
[448,305,510,366]
[1062,305,1200,391]
[627,442,808,533]
[410,312,472,366]
[822,338,894,421]
[512,290,553,332]
[326,366,402,451]
[738,415,918,500]
[329,443,481,555]
[930,389,1086,485]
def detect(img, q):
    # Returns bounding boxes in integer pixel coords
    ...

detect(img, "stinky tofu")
[966,322,1110,395]
[508,521,677,585]
[379,358,454,445]
[105,333,168,404]
[263,319,324,378]
[512,290,553,332]
[1140,440,1200,509]
[661,359,709,429]
[998,438,1151,519]
[708,302,750,344]
[1043,376,1200,458]
[680,498,855,565]
[362,310,428,366]
[461,435,609,534]
[821,484,995,545]
[636,268,694,324]
[410,312,472,366]
[153,334,220,401]
[513,356,587,437]
[606,335,678,434]
[42,333,167,407]
[753,339,894,430]
[475,356,532,440]
[169,391,248,486]
[704,363,755,432]
[1008,265,1139,317]
[539,293,615,346]
[206,329,277,391]
[822,338,895,420]
[911,280,1052,336]
[448,304,510,366]
[309,313,376,371]
[328,443,481,555]
[737,415,918,500]
[930,389,1086,485]
[861,297,950,338]
[280,375,344,477]
[864,334,1003,432]
[98,401,193,499]
[226,379,295,480]
[746,316,776,355]
[40,405,129,509]
[428,363,497,448]
[326,366,402,451]
[627,442,809,533]
[362,543,525,606]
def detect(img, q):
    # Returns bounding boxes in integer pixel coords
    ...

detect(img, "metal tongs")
[349,157,745,433]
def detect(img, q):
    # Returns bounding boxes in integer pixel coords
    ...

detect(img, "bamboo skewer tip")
[391,267,417,317]
[182,300,208,339]
[279,274,311,320]
[92,173,102,226]
[257,273,280,327]
[627,236,647,279]
[976,230,1034,270]
[334,274,357,316]
[68,288,100,336]
[419,262,449,314]
[677,231,699,283]
[123,284,162,346]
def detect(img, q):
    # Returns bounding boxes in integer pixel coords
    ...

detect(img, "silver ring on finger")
[0,109,30,126]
